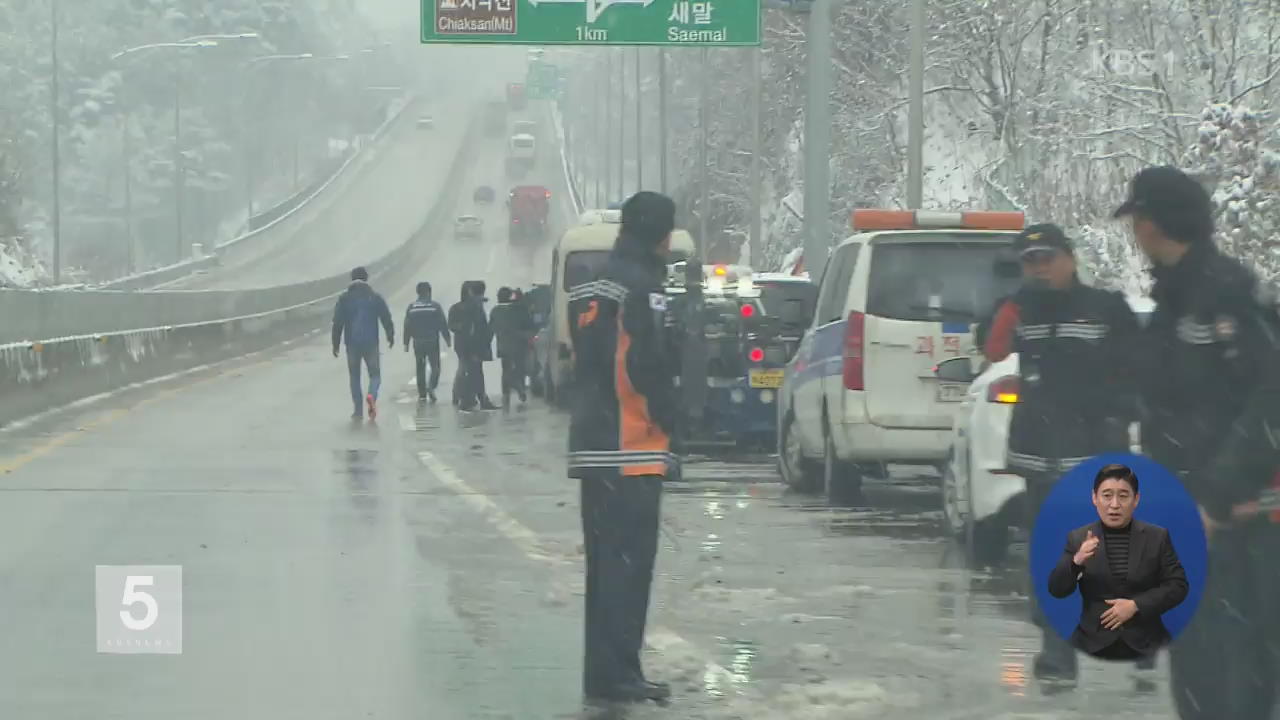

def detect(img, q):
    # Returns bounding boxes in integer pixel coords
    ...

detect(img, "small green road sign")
[421,0,760,46]
[526,62,560,98]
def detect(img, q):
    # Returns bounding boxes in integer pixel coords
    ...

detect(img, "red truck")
[507,186,551,243]
[506,83,527,111]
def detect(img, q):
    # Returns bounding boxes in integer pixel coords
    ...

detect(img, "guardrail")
[0,107,478,429]
[96,94,414,292]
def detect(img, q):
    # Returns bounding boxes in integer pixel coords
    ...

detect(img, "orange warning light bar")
[852,209,1025,232]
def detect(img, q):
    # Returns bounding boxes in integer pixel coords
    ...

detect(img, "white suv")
[777,210,1025,502]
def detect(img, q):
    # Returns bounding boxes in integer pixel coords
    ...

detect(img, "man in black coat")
[1049,463,1188,660]
[403,281,451,403]
[1117,166,1280,719]
[490,286,536,407]
[448,281,498,411]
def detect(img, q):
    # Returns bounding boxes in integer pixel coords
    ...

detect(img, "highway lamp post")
[113,34,260,264]
[906,0,925,208]
[698,46,709,264]
[604,51,613,207]
[749,46,762,266]
[802,0,833,282]
[50,0,62,283]
[658,49,668,194]
[617,47,625,200]
[635,47,642,191]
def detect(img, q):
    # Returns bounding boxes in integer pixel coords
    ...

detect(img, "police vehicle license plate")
[749,369,785,389]
[936,383,967,402]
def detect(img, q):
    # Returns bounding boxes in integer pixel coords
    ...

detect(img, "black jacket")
[448,296,492,361]
[567,234,678,478]
[984,280,1141,474]
[1135,242,1280,522]
[1048,520,1189,656]
[403,298,450,349]
[490,301,535,358]
[332,281,393,351]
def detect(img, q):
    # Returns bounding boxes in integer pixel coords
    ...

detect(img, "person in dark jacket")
[568,191,678,704]
[1116,166,1280,720]
[404,281,451,403]
[331,266,394,420]
[1048,464,1188,660]
[448,281,498,411]
[490,286,536,407]
[982,223,1141,686]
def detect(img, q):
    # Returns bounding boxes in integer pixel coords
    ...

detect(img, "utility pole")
[658,49,668,194]
[698,46,710,263]
[635,47,643,191]
[749,46,762,267]
[604,51,612,207]
[802,0,833,283]
[617,48,625,201]
[906,0,925,209]
[173,69,185,263]
[50,0,62,283]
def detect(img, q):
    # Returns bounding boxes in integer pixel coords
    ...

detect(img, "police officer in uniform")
[568,191,678,704]
[1115,166,1280,719]
[983,223,1141,687]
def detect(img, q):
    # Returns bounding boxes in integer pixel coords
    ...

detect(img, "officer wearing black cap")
[983,222,1141,686]
[567,191,678,704]
[1117,166,1280,720]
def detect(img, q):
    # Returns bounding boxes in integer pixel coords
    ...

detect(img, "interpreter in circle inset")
[1047,462,1190,662]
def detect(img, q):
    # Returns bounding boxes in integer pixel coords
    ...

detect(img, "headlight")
[730,389,746,404]
[759,390,775,404]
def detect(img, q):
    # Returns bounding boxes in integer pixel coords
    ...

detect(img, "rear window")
[756,281,817,325]
[564,250,611,291]
[866,237,1021,323]
[514,138,534,149]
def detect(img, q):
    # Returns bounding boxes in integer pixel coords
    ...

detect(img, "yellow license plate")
[749,369,785,389]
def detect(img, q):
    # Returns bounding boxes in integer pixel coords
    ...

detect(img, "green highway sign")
[526,61,561,98]
[421,0,760,46]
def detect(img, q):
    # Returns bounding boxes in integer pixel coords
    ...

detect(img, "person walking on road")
[404,281,451,403]
[568,191,679,704]
[490,286,536,408]
[332,266,394,420]
[448,281,498,411]
[982,223,1141,689]
[1115,166,1280,720]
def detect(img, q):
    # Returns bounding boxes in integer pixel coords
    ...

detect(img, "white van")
[537,214,696,404]
[776,209,1026,501]
[509,133,536,162]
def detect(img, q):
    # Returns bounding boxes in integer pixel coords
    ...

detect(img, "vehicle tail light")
[748,347,765,363]
[545,190,552,198]
[851,209,1026,232]
[987,375,1020,404]
[740,303,755,318]
[843,311,865,390]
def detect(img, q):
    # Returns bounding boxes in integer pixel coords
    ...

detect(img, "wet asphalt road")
[0,105,1183,720]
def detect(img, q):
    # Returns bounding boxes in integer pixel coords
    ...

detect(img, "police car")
[776,209,1026,502]
[936,294,1154,565]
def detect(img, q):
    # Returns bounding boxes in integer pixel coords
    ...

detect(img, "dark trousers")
[500,351,528,399]
[413,341,441,398]
[1023,471,1080,676]
[452,353,486,408]
[345,344,381,416]
[1170,522,1278,719]
[580,470,662,693]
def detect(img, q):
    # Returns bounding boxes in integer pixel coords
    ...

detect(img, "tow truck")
[669,263,817,451]
[507,186,551,243]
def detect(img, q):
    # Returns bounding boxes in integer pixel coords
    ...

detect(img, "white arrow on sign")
[528,0,654,24]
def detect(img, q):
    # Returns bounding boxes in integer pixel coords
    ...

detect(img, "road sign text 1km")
[421,0,760,46]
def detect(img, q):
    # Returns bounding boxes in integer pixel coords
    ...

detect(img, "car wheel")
[823,425,863,505]
[941,450,967,538]
[779,412,819,493]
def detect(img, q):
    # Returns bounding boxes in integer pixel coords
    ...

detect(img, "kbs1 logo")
[1089,47,1178,78]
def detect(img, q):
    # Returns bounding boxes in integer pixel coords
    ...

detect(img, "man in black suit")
[1048,463,1189,661]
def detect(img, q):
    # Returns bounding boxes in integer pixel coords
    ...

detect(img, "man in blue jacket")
[332,266,394,420]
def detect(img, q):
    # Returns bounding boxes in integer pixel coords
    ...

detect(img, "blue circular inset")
[1029,452,1209,643]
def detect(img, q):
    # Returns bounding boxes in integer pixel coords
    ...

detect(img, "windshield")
[513,137,534,149]
[867,237,1021,322]
[756,281,817,325]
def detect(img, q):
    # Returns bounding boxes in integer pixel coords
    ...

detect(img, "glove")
[388,337,395,349]
[332,347,339,358]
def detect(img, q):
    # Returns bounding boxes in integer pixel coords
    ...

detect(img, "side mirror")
[934,356,976,384]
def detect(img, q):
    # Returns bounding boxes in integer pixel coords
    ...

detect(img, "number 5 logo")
[120,575,159,631]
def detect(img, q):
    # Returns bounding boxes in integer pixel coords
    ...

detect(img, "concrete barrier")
[96,95,413,292]
[0,107,477,429]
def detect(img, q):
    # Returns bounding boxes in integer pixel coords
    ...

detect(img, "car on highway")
[506,133,536,175]
[474,186,496,204]
[454,214,483,240]
[416,116,434,130]
[936,295,1155,565]
[511,120,537,139]
[776,209,1026,504]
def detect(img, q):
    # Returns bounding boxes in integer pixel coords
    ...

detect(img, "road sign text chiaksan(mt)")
[421,0,761,46]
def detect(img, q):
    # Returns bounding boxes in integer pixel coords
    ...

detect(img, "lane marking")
[414,449,747,695]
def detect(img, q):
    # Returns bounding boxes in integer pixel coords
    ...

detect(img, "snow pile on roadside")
[0,237,45,288]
